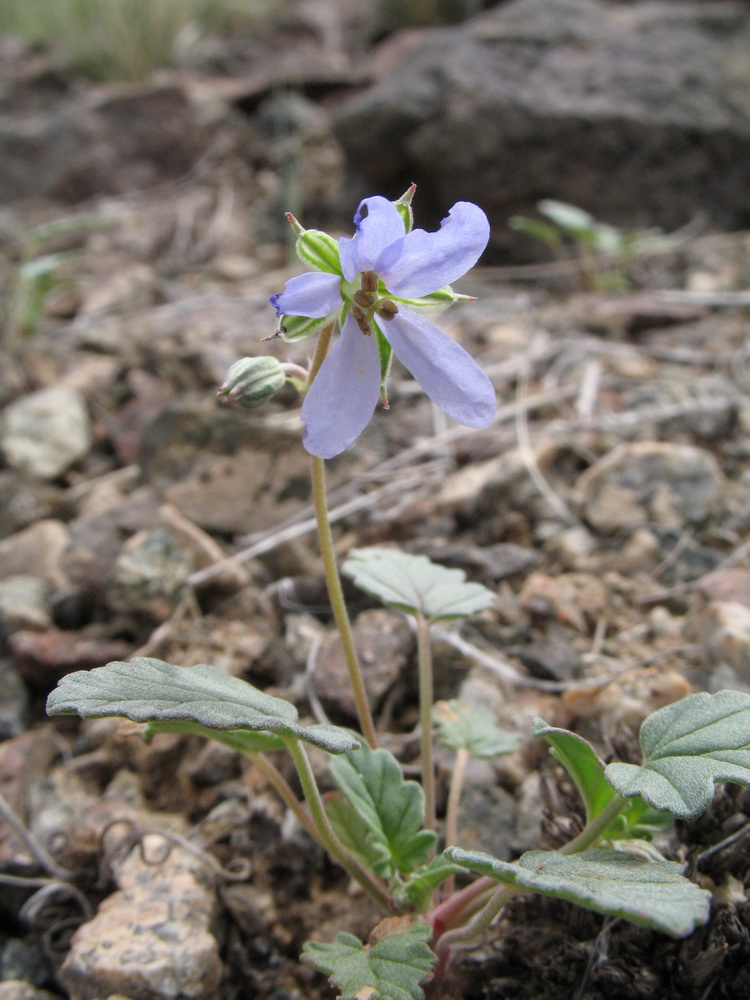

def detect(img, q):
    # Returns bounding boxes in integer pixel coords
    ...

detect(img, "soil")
[2,14,750,1000]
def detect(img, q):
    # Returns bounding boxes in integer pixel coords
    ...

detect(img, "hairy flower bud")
[218,356,285,409]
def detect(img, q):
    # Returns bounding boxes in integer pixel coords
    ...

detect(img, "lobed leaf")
[342,547,495,623]
[435,701,519,758]
[605,690,750,818]
[303,921,436,1000]
[445,847,710,939]
[330,743,437,879]
[46,657,359,755]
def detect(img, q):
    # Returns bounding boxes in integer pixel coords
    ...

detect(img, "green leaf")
[326,791,388,875]
[434,701,519,758]
[445,847,710,939]
[144,718,285,754]
[303,921,436,1000]
[532,718,674,839]
[605,689,750,818]
[342,547,495,623]
[394,854,464,913]
[532,718,615,825]
[46,657,359,755]
[330,743,437,879]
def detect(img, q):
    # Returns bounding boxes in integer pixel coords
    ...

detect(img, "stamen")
[376,299,398,321]
[353,290,376,309]
[351,305,372,335]
[360,271,378,294]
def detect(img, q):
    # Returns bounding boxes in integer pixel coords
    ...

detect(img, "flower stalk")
[310,455,378,748]
[416,612,436,834]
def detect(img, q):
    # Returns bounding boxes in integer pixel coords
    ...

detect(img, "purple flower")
[270,194,496,459]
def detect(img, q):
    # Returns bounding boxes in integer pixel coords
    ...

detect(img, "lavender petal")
[301,315,382,458]
[270,272,342,318]
[378,202,490,298]
[339,196,406,282]
[385,307,496,428]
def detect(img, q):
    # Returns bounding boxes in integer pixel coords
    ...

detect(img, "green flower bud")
[295,229,342,274]
[277,312,337,343]
[218,356,285,409]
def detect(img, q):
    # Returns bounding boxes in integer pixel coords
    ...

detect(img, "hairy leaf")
[532,718,674,839]
[445,847,710,939]
[47,657,359,755]
[435,701,519,758]
[303,921,435,1000]
[342,547,494,623]
[330,744,437,879]
[394,854,464,913]
[606,690,750,818]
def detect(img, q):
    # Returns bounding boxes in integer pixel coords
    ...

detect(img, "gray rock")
[574,441,724,533]
[693,601,750,685]
[60,844,222,1000]
[0,941,52,989]
[1,387,92,479]
[0,576,51,631]
[454,762,518,861]
[0,85,205,204]
[334,0,750,258]
[0,520,71,589]
[0,659,29,739]
[110,527,194,620]
[0,983,59,1000]
[314,608,414,721]
[0,472,64,539]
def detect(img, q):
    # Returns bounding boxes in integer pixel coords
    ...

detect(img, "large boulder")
[334,0,750,258]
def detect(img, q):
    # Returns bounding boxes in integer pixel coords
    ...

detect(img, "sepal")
[394,286,475,313]
[392,183,417,234]
[218,356,285,408]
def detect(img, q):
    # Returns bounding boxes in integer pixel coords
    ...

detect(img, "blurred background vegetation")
[0,0,280,81]
[0,0,493,82]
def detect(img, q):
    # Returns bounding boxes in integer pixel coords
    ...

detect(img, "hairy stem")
[435,884,518,962]
[249,752,318,843]
[311,455,377,747]
[442,745,469,896]
[282,736,393,913]
[416,613,436,834]
[560,793,629,855]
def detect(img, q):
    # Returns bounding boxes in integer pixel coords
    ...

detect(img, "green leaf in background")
[394,854,464,913]
[303,921,436,1000]
[46,657,359,755]
[605,689,750,818]
[434,701,519,758]
[342,547,495,623]
[538,199,597,234]
[329,743,437,879]
[445,847,710,939]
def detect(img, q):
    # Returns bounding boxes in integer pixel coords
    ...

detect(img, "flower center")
[349,270,398,335]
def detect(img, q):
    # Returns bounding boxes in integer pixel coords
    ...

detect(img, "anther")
[351,305,372,335]
[360,271,378,294]
[353,290,376,309]
[376,299,398,321]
